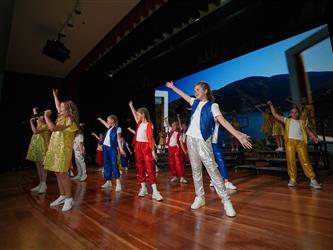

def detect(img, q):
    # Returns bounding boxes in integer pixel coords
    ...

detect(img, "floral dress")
[26,121,50,162]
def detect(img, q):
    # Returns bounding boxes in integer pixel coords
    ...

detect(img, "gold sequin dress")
[26,121,50,162]
[44,116,78,172]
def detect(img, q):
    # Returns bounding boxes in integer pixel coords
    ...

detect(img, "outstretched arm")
[215,114,252,149]
[44,110,69,131]
[165,81,192,104]
[128,101,139,124]
[91,132,100,140]
[127,127,136,135]
[307,127,319,144]
[267,101,285,124]
[53,89,61,113]
[97,117,110,128]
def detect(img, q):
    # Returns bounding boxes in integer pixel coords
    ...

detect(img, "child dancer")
[267,101,321,189]
[272,106,284,152]
[210,121,237,190]
[91,132,104,170]
[97,115,124,191]
[166,81,252,217]
[166,117,187,184]
[44,89,79,212]
[177,113,190,163]
[129,101,163,201]
[73,124,88,181]
[255,104,273,145]
[26,107,50,194]
[120,137,132,171]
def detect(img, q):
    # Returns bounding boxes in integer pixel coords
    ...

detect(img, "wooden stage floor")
[0,165,332,250]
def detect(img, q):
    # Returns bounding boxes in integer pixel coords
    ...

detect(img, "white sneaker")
[72,175,81,180]
[50,195,66,207]
[209,181,214,187]
[180,177,188,184]
[310,179,322,189]
[223,201,236,217]
[170,176,178,182]
[101,180,112,189]
[80,174,87,182]
[288,179,297,187]
[225,182,237,190]
[38,183,47,194]
[138,187,148,197]
[191,196,205,209]
[115,180,121,192]
[30,184,40,192]
[152,191,163,201]
[62,198,74,212]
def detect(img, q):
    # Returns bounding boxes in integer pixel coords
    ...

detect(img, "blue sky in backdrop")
[156,25,333,103]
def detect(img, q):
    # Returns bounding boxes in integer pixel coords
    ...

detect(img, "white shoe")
[138,187,148,197]
[180,177,188,184]
[62,198,74,212]
[225,182,237,190]
[101,180,112,189]
[191,196,205,209]
[288,179,297,187]
[310,179,322,189]
[38,183,47,194]
[50,195,66,207]
[155,167,160,172]
[209,181,214,187]
[80,174,87,182]
[152,191,163,201]
[115,180,121,192]
[30,184,40,192]
[72,175,81,180]
[223,201,236,217]
[170,176,178,182]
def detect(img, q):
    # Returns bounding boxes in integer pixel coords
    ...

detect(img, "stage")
[0,165,332,250]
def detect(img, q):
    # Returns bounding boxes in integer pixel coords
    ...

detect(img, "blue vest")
[102,126,119,148]
[212,123,224,146]
[187,99,214,141]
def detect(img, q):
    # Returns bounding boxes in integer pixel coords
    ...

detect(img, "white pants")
[187,136,230,203]
[74,153,86,176]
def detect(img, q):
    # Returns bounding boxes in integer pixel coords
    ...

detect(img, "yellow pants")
[285,139,315,180]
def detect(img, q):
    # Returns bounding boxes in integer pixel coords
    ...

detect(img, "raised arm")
[267,101,285,124]
[165,81,192,104]
[97,117,110,128]
[91,132,100,140]
[128,101,139,124]
[29,118,38,134]
[127,127,136,135]
[53,89,61,113]
[44,110,69,131]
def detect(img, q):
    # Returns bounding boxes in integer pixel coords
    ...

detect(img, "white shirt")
[169,131,179,147]
[103,127,122,146]
[286,118,303,140]
[186,98,222,139]
[136,123,148,142]
[73,134,84,155]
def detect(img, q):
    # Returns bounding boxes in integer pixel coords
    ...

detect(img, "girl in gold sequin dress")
[44,89,79,212]
[255,105,273,144]
[26,107,50,193]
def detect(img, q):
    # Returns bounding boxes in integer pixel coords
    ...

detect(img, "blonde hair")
[195,81,215,102]
[107,115,118,126]
[137,107,151,122]
[62,100,79,126]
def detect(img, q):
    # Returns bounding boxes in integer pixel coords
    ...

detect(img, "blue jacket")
[187,99,214,141]
[102,126,119,148]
